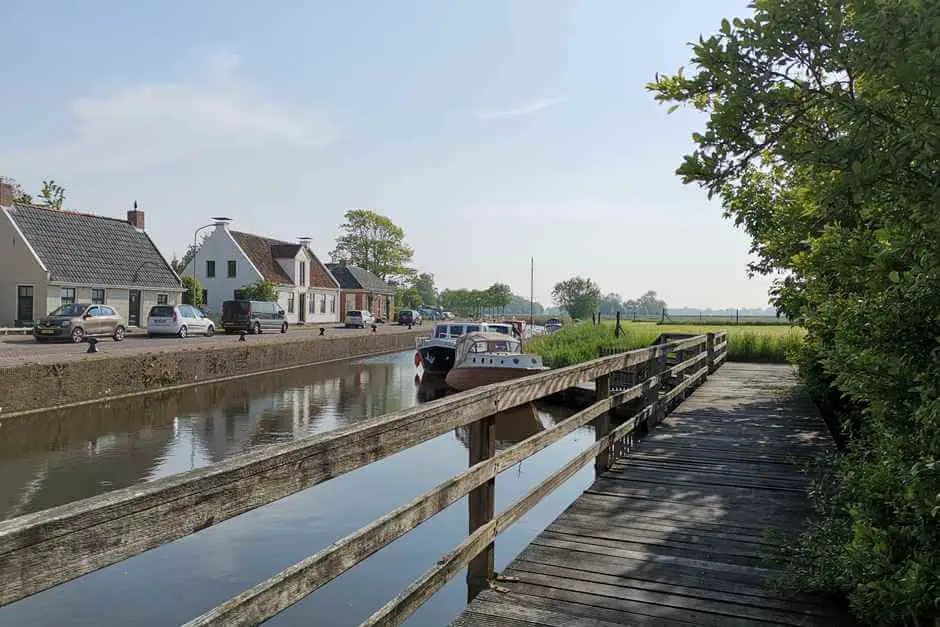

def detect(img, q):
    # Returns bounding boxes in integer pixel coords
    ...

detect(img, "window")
[299,262,306,286]
[330,295,335,313]
[100,306,116,316]
[206,260,216,278]
[156,294,168,305]
[201,289,208,305]
[17,285,34,322]
[287,292,295,313]
[309,295,315,314]
[61,287,76,305]
[90,288,105,304]
[86,307,100,318]
[227,260,237,278]
[320,294,326,313]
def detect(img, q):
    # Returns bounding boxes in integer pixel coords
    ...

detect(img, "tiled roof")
[327,264,395,294]
[230,231,294,285]
[6,203,180,288]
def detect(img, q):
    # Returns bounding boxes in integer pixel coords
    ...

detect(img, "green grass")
[526,321,804,368]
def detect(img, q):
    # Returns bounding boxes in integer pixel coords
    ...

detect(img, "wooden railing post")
[467,414,496,602]
[594,374,612,477]
[706,332,716,373]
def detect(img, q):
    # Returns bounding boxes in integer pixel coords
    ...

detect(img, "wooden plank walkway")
[454,362,849,626]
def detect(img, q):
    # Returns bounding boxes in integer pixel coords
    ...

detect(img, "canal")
[0,350,596,626]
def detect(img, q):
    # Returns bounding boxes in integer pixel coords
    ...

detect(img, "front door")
[16,286,34,325]
[128,290,141,327]
[299,293,307,323]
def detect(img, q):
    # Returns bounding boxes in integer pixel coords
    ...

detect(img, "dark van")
[221,300,288,334]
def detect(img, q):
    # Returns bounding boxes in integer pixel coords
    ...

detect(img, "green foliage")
[240,280,279,302]
[413,272,438,306]
[396,286,422,308]
[551,276,600,319]
[181,275,204,308]
[329,209,415,282]
[650,0,940,622]
[527,322,800,368]
[440,283,521,316]
[623,290,667,318]
[1,177,33,204]
[39,180,65,210]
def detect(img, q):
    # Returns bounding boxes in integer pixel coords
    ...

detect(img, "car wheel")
[113,326,126,342]
[71,327,85,343]
[178,325,188,339]
[205,325,215,337]
[281,322,288,334]
[147,332,156,338]
[252,322,261,335]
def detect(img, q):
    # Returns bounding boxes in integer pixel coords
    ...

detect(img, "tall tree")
[39,180,65,210]
[330,209,415,282]
[650,1,940,622]
[413,273,438,306]
[598,293,624,316]
[623,290,666,318]
[551,277,600,319]
[486,283,513,315]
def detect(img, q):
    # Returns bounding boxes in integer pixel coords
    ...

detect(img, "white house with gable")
[183,219,340,325]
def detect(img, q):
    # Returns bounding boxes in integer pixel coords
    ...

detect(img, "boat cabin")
[455,332,524,363]
[432,322,486,339]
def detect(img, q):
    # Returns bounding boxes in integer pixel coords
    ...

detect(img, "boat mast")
[529,256,534,327]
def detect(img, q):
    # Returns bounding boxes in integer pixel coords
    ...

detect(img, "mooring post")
[467,413,496,602]
[594,373,612,476]
[706,332,716,374]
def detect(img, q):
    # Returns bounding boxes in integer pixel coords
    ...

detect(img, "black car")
[397,309,422,325]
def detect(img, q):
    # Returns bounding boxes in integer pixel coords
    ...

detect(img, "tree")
[396,286,422,309]
[623,290,666,318]
[240,280,279,302]
[598,293,623,317]
[1,177,33,204]
[551,277,600,319]
[650,1,940,622]
[39,180,65,210]
[413,273,438,306]
[181,276,204,308]
[172,237,205,275]
[485,283,512,315]
[329,209,415,282]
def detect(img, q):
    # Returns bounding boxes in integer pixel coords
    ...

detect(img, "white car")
[344,310,374,328]
[147,304,215,338]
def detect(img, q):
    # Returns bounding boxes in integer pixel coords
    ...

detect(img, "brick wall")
[0,330,424,416]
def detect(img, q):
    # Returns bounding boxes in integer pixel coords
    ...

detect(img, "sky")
[0,0,774,309]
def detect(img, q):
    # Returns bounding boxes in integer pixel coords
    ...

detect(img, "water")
[0,351,596,626]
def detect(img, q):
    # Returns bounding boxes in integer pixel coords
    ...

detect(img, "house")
[184,219,340,325]
[326,264,396,321]
[0,181,182,328]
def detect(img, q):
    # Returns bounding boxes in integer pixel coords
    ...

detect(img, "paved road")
[0,323,428,367]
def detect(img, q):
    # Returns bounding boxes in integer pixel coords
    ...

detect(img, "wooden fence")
[0,332,728,625]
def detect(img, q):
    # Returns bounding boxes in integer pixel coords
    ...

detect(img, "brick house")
[326,264,396,321]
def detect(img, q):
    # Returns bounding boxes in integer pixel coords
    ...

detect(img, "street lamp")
[191,217,230,307]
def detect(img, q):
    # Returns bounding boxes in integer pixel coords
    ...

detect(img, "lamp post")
[191,218,230,307]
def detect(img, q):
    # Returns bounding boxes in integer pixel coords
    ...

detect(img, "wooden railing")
[0,332,728,625]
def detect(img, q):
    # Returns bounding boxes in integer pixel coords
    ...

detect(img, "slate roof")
[327,264,395,294]
[6,203,181,288]
[230,231,295,285]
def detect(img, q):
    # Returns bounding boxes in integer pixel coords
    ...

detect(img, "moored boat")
[415,322,486,373]
[445,332,547,391]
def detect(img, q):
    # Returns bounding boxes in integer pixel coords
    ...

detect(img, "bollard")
[371,324,377,333]
[86,337,99,354]
[239,331,247,342]
[319,327,325,336]
[407,323,412,330]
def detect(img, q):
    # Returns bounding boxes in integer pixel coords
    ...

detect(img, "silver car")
[147,304,215,338]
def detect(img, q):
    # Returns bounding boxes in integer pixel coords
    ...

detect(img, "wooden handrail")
[0,332,729,625]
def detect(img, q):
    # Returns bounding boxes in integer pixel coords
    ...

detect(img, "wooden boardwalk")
[454,362,849,626]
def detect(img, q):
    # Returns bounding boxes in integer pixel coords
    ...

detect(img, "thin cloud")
[478,95,566,119]
[0,52,334,174]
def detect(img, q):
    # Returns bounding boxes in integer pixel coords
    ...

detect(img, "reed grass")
[526,321,803,368]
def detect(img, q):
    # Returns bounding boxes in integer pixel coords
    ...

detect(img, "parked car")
[344,310,374,328]
[147,304,215,338]
[221,300,288,334]
[33,303,127,343]
[397,309,422,326]
[442,311,456,320]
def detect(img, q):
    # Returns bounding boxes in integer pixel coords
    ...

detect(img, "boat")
[415,322,487,374]
[545,318,563,333]
[445,332,547,391]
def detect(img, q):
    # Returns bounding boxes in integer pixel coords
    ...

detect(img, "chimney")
[0,181,13,207]
[127,201,145,230]
[298,236,312,248]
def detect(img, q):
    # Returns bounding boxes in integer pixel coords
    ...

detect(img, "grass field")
[526,321,804,368]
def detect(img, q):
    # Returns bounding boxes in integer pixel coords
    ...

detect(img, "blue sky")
[0,0,772,308]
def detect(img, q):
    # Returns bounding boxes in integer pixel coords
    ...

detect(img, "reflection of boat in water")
[415,371,452,403]
[453,403,549,450]
[445,333,547,391]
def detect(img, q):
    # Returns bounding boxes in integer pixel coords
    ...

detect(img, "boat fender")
[414,351,423,367]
